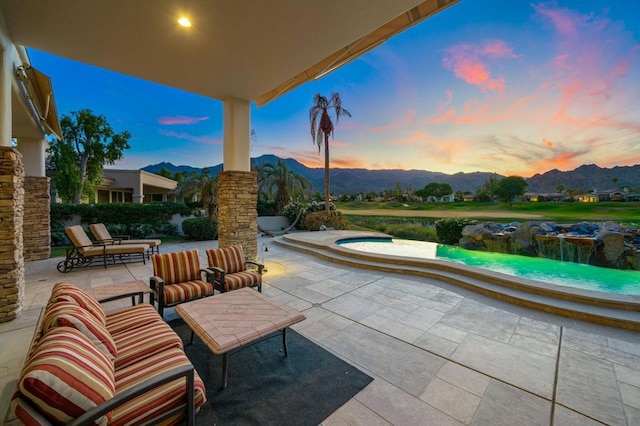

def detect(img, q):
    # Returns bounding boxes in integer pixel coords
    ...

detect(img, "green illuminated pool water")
[338,238,640,295]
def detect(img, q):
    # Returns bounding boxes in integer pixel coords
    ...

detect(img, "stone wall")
[217,171,258,260]
[460,221,636,270]
[23,176,50,261]
[0,148,24,322]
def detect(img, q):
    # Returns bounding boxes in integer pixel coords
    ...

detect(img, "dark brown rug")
[170,319,373,425]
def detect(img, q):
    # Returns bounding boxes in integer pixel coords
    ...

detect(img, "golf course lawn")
[335,201,640,222]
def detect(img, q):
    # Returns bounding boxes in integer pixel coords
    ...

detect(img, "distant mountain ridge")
[142,156,640,194]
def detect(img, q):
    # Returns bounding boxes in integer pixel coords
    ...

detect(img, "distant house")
[524,193,563,202]
[50,168,175,203]
[96,169,177,203]
[578,194,597,203]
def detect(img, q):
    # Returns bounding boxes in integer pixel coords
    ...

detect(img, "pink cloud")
[158,128,222,145]
[533,3,583,35]
[157,115,209,125]
[442,40,519,92]
[533,3,638,127]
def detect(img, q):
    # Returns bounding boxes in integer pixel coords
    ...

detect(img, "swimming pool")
[337,237,640,295]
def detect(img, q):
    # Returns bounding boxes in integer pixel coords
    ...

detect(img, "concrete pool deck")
[277,231,640,331]
[1,233,640,424]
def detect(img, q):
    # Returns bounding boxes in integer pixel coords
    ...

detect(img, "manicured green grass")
[335,201,640,223]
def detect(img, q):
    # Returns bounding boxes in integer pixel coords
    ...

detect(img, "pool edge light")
[178,16,192,27]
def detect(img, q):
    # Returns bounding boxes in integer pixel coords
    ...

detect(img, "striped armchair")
[205,245,263,293]
[150,250,214,318]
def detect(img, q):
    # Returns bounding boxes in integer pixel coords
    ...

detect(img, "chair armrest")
[95,291,147,304]
[67,364,196,426]
[150,276,165,296]
[94,238,118,245]
[204,266,225,283]
[246,261,264,274]
[112,234,131,240]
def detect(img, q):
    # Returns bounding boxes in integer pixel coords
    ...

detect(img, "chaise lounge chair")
[58,225,150,273]
[89,223,162,254]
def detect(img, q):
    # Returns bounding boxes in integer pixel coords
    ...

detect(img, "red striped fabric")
[49,282,107,325]
[152,250,201,285]
[41,301,118,361]
[113,321,183,369]
[11,396,52,426]
[17,327,115,425]
[105,304,162,336]
[206,245,246,274]
[111,347,207,426]
[223,270,262,290]
[163,280,214,304]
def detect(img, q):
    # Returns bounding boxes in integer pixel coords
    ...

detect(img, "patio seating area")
[1,233,640,425]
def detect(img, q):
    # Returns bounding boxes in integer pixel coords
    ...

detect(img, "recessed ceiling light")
[178,17,192,27]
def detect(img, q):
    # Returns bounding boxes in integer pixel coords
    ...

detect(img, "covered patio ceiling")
[0,0,460,106]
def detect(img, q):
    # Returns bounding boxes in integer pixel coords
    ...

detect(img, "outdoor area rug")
[169,318,374,425]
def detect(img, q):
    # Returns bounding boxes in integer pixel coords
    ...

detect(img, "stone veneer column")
[0,147,24,322]
[217,170,258,260]
[23,176,50,261]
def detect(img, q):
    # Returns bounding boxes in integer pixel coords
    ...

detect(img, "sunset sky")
[29,0,640,177]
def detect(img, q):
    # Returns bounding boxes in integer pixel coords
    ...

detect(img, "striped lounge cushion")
[206,245,246,274]
[152,250,202,285]
[106,303,164,336]
[222,271,262,291]
[15,327,115,425]
[111,347,207,426]
[41,301,118,361]
[163,280,214,305]
[49,282,107,325]
[113,320,183,369]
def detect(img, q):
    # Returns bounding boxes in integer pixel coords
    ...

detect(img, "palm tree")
[309,92,351,213]
[257,159,311,213]
[176,168,218,220]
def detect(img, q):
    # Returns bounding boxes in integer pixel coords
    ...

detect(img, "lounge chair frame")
[58,225,150,273]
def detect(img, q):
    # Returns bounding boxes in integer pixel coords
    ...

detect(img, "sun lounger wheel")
[57,260,73,273]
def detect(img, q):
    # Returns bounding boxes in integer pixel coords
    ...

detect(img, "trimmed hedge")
[182,217,217,241]
[50,202,192,245]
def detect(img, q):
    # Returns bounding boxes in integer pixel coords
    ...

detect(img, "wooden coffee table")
[175,288,306,388]
[89,279,151,305]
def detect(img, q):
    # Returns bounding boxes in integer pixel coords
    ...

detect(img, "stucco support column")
[16,137,50,261]
[219,98,257,260]
[133,180,144,204]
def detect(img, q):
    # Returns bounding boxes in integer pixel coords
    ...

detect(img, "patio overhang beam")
[254,0,461,107]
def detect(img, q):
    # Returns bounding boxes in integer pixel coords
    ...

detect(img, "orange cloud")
[158,129,221,145]
[543,138,553,147]
[388,131,429,145]
[442,40,519,92]
[157,115,209,125]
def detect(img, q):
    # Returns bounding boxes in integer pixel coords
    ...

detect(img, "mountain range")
[141,155,640,194]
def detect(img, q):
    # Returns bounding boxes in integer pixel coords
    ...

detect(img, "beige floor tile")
[420,377,481,424]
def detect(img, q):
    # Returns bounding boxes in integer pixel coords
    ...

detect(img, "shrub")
[384,224,438,242]
[435,217,477,245]
[182,217,217,241]
[282,201,336,230]
[304,211,347,231]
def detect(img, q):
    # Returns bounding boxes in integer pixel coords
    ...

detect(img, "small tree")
[494,176,528,206]
[417,182,452,202]
[476,173,500,202]
[49,109,131,204]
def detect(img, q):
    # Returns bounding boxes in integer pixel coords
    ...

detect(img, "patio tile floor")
[1,234,639,425]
